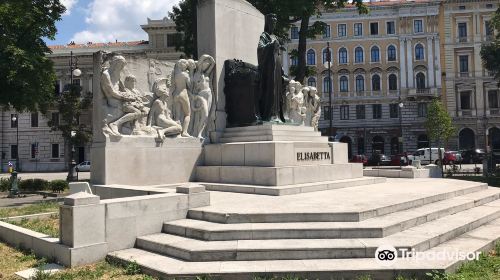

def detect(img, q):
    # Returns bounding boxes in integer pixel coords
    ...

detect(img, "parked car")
[75,161,91,172]
[350,155,368,165]
[460,149,485,164]
[390,154,410,166]
[446,151,462,164]
[368,153,391,166]
[407,148,445,165]
[443,151,457,165]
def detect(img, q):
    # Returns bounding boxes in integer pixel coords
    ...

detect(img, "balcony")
[457,72,475,78]
[408,88,440,98]
[457,36,470,43]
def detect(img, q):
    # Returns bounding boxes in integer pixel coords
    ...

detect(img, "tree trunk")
[295,15,310,83]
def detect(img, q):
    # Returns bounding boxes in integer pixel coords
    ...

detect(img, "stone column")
[435,37,442,88]
[399,38,407,89]
[427,37,435,88]
[407,38,414,88]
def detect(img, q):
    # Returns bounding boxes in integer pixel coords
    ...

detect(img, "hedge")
[0,177,69,193]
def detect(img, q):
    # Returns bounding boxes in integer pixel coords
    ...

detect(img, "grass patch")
[8,214,59,237]
[0,201,59,218]
[448,175,500,188]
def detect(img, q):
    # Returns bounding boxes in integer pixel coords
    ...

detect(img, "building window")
[370,22,379,35]
[415,44,425,60]
[51,144,60,158]
[10,114,18,128]
[486,21,494,37]
[460,92,471,110]
[340,76,349,92]
[291,26,299,39]
[31,143,38,159]
[11,145,18,159]
[340,105,349,120]
[355,47,364,63]
[458,22,467,39]
[339,48,348,64]
[386,21,395,35]
[322,48,332,64]
[291,56,298,66]
[31,112,38,127]
[414,19,424,33]
[307,77,317,87]
[489,91,499,109]
[167,33,181,47]
[371,46,380,62]
[372,74,381,91]
[459,55,469,74]
[416,73,426,89]
[390,104,399,118]
[459,5,466,10]
[323,25,331,38]
[418,103,428,117]
[306,49,316,65]
[356,105,365,119]
[323,77,332,93]
[338,24,347,37]
[354,23,363,36]
[54,80,61,96]
[51,112,60,127]
[323,106,331,120]
[72,78,81,86]
[372,104,382,119]
[389,74,398,90]
[357,137,365,155]
[387,45,397,61]
[487,4,493,8]
[355,75,364,92]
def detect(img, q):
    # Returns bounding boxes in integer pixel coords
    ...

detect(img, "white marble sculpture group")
[100,53,215,140]
[285,80,321,130]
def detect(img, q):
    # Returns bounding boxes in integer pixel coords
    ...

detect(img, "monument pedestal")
[195,124,383,195]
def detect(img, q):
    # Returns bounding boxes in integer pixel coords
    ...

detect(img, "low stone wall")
[363,166,431,179]
[0,184,210,267]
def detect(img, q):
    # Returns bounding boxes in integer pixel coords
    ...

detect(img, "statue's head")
[197,54,216,73]
[302,86,310,96]
[176,59,189,71]
[264,14,277,34]
[109,55,126,71]
[288,80,296,92]
[124,75,137,89]
[153,78,170,98]
[309,86,318,96]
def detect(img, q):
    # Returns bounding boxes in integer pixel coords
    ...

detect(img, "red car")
[390,154,410,166]
[350,155,368,165]
[443,151,457,165]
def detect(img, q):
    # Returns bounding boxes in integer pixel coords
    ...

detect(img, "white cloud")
[70,0,180,44]
[61,0,78,16]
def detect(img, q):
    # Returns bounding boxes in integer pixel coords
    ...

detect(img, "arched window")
[387,45,397,61]
[416,72,426,89]
[307,77,317,87]
[323,48,333,64]
[417,134,430,149]
[371,46,380,62]
[307,49,316,65]
[340,76,349,92]
[355,47,364,63]
[415,44,425,60]
[459,128,475,150]
[355,75,364,92]
[291,56,298,66]
[339,48,348,64]
[323,76,332,93]
[372,74,381,91]
[389,74,398,90]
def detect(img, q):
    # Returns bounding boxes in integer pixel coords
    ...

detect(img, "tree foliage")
[48,85,92,158]
[0,0,65,112]
[168,0,367,82]
[481,7,500,81]
[425,99,456,145]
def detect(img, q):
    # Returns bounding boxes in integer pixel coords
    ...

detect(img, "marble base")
[91,136,203,186]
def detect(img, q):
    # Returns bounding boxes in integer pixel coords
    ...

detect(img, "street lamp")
[398,99,404,168]
[69,51,81,84]
[67,131,77,181]
[11,114,19,171]
[326,42,333,141]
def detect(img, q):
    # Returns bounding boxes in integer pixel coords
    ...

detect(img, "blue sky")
[47,0,181,46]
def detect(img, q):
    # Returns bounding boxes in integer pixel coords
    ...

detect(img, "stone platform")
[109,178,500,279]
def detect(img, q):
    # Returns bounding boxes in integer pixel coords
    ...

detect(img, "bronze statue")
[256,14,287,123]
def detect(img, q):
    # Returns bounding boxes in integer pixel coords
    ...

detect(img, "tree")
[481,7,500,81]
[48,85,92,173]
[425,99,456,175]
[0,0,65,112]
[168,0,367,82]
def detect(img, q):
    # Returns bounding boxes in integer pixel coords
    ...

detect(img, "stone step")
[164,190,499,241]
[200,177,386,196]
[137,201,500,261]
[196,163,362,186]
[219,135,328,143]
[108,218,500,279]
[188,183,489,223]
[222,130,322,138]
[224,124,316,133]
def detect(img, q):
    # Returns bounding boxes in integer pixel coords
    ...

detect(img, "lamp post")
[69,51,81,84]
[326,42,333,141]
[67,130,77,181]
[398,99,404,168]
[11,114,19,171]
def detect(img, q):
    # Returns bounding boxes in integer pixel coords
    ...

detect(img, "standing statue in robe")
[256,13,287,123]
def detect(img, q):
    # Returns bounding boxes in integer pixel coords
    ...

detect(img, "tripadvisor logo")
[375,245,398,267]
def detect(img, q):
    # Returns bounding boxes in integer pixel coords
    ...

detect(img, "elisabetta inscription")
[297,152,331,161]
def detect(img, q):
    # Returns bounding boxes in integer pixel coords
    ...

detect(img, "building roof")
[49,40,148,50]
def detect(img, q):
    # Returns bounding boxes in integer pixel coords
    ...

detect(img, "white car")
[407,148,445,165]
[75,161,91,172]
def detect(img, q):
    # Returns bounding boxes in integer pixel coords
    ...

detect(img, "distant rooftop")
[49,40,149,50]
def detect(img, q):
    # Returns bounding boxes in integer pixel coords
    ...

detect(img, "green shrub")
[18,178,49,192]
[49,180,68,193]
[0,177,11,192]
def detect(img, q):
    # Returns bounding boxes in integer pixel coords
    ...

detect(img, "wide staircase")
[109,179,500,279]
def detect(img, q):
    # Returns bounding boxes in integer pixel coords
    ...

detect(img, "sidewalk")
[0,172,90,181]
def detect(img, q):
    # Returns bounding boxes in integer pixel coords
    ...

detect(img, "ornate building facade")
[0,18,182,172]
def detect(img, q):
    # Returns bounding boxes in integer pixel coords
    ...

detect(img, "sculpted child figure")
[305,86,321,130]
[123,75,150,134]
[289,82,306,125]
[191,54,216,138]
[148,78,182,139]
[170,59,192,137]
